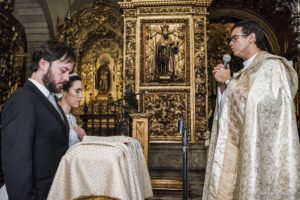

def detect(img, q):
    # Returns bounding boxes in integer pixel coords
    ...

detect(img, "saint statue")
[95,63,110,94]
[155,23,179,79]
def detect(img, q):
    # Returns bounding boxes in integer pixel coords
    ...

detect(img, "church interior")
[0,0,299,199]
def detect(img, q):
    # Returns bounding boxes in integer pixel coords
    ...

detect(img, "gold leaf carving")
[142,91,190,142]
[194,17,208,141]
[125,19,137,92]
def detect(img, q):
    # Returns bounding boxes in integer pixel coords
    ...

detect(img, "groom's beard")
[43,67,62,93]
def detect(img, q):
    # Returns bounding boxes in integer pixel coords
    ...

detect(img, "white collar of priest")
[243,53,258,69]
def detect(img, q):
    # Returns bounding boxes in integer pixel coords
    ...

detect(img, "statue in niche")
[95,62,111,94]
[155,23,179,80]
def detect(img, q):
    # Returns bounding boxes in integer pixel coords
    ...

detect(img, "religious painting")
[140,19,190,85]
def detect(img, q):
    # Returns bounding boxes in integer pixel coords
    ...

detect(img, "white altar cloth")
[47,136,153,200]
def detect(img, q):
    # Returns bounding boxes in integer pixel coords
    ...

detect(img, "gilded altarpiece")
[57,2,123,109]
[0,1,26,111]
[120,1,211,143]
[124,19,137,93]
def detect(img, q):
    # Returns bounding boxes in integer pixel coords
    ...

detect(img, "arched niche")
[57,1,123,105]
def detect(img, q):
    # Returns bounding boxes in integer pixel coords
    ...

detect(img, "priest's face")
[43,58,74,93]
[229,27,251,60]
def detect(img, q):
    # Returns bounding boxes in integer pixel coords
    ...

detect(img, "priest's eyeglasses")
[230,34,248,42]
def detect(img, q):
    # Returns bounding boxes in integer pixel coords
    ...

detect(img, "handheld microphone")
[223,54,231,69]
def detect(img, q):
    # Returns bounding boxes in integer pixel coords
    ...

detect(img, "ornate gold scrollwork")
[119,0,212,8]
[206,23,233,96]
[0,5,26,111]
[194,17,208,141]
[124,19,137,93]
[139,7,192,15]
[121,0,212,143]
[124,9,137,17]
[141,90,190,142]
[57,2,123,105]
[193,7,208,14]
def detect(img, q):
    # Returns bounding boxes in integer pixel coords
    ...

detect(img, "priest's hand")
[213,63,231,93]
[213,63,231,83]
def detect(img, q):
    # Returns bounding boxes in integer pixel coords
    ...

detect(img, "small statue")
[155,23,179,79]
[95,63,110,94]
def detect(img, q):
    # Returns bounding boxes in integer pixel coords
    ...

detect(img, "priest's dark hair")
[232,21,265,50]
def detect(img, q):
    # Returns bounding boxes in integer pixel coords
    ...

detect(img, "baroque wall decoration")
[0,1,26,112]
[57,1,123,107]
[140,19,189,85]
[194,17,208,141]
[141,90,190,142]
[124,19,137,93]
[120,0,212,143]
[206,23,233,97]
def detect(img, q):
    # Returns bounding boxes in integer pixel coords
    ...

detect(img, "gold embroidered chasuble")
[203,51,300,200]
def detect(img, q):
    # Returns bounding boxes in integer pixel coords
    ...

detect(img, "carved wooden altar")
[130,113,151,163]
[119,0,212,143]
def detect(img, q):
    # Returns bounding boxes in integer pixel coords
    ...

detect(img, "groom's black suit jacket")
[1,81,69,200]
